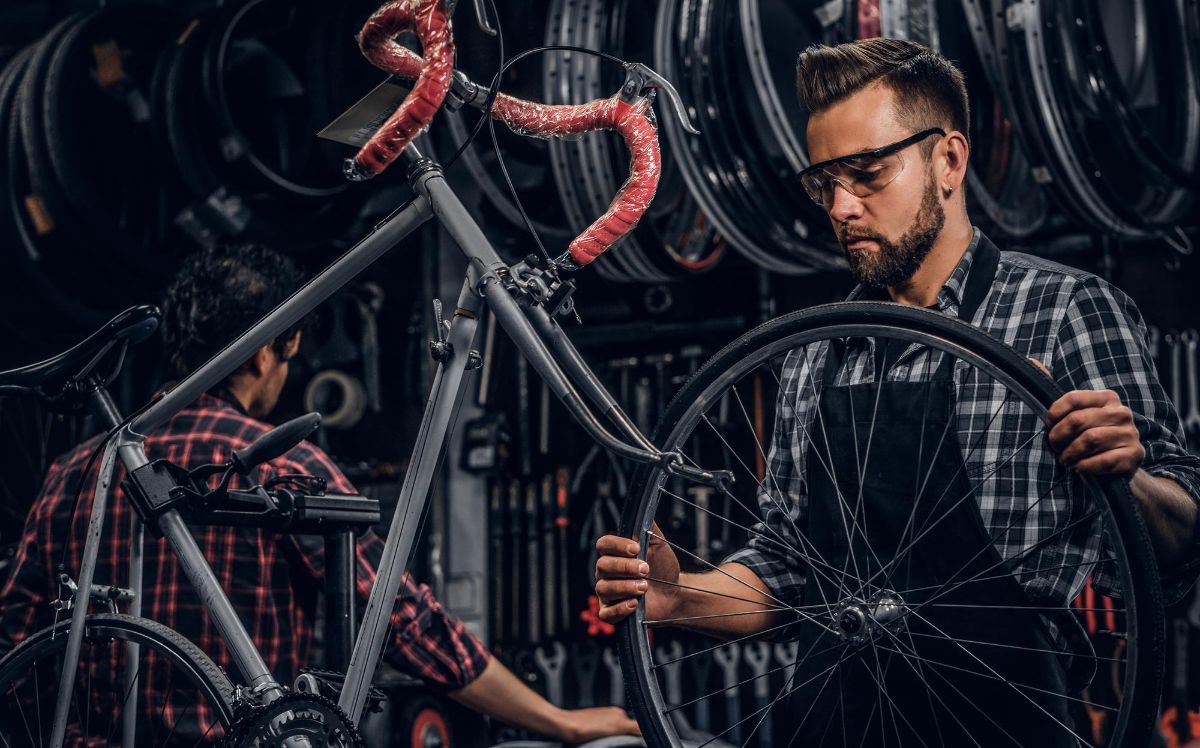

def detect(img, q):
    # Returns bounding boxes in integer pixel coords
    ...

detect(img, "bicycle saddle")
[0,305,160,398]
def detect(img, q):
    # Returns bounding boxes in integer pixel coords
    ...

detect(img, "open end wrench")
[714,643,742,742]
[572,641,600,707]
[744,643,773,747]
[534,642,567,706]
[656,641,685,709]
[602,646,625,707]
[773,641,799,684]
[688,645,714,731]
[1167,332,1183,415]
[1182,330,1200,435]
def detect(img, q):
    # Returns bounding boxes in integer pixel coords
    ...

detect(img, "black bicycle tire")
[37,4,184,282]
[0,612,237,740]
[0,47,109,345]
[617,301,1165,748]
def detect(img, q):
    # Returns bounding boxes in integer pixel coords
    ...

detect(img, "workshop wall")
[0,0,1197,746]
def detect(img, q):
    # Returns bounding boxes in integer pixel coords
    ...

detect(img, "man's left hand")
[556,706,641,744]
[1046,389,1145,478]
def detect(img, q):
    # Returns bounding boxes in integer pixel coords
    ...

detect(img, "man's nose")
[827,182,864,223]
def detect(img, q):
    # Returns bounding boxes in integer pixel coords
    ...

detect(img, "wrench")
[1167,331,1183,415]
[353,282,385,413]
[602,646,625,707]
[1148,324,1161,362]
[688,485,717,560]
[656,641,685,709]
[714,643,742,742]
[688,644,714,731]
[744,643,773,747]
[572,641,600,707]
[1188,581,1200,629]
[535,642,567,706]
[773,641,798,684]
[1182,329,1200,435]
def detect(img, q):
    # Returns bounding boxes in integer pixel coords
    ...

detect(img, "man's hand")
[595,523,680,624]
[1046,389,1145,478]
[554,706,641,744]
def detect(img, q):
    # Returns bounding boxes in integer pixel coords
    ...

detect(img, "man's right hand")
[595,524,681,624]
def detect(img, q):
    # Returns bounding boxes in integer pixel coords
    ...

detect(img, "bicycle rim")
[618,302,1163,748]
[0,613,236,747]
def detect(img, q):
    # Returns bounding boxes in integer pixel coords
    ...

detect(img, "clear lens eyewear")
[799,128,946,208]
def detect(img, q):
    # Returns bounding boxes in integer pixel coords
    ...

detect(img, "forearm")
[448,657,571,740]
[1129,468,1197,567]
[667,563,782,638]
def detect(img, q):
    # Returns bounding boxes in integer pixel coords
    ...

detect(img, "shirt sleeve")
[280,443,490,690]
[1051,276,1200,602]
[0,462,64,652]
[723,347,816,616]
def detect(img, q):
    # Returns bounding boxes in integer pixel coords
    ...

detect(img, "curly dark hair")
[161,244,307,379]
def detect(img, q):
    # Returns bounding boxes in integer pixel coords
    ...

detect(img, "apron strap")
[821,234,1002,386]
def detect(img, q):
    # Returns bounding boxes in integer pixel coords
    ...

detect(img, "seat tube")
[339,268,483,722]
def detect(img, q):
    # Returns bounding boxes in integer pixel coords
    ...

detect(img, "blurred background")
[0,0,1197,745]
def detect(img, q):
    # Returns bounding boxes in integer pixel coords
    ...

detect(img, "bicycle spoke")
[894,557,1105,598]
[657,484,850,593]
[650,619,806,669]
[104,655,149,747]
[911,508,1102,618]
[719,382,850,607]
[859,641,932,748]
[865,406,1035,591]
[899,626,955,748]
[842,345,891,603]
[697,653,844,748]
[643,609,801,625]
[645,576,794,611]
[907,630,1125,663]
[644,529,835,630]
[697,412,847,599]
[906,608,1102,741]
[878,626,1010,747]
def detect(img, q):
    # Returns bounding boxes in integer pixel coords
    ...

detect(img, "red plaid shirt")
[0,390,489,728]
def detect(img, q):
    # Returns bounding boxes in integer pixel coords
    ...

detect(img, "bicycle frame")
[52,138,729,744]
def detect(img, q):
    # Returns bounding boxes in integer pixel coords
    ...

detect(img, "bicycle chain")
[221,691,364,748]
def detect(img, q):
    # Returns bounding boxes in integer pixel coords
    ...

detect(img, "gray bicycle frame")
[49,140,725,744]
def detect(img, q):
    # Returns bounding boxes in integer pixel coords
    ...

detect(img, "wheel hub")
[832,592,907,644]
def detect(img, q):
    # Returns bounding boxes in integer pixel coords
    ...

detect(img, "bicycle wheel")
[0,613,237,746]
[618,302,1164,748]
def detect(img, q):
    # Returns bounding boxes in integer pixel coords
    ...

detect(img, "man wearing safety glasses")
[595,38,1200,745]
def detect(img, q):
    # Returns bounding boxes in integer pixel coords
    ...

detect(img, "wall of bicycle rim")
[0,0,1198,742]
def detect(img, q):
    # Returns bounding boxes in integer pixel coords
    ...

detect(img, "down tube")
[339,269,483,722]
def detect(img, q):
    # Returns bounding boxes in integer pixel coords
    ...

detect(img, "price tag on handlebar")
[317,76,414,148]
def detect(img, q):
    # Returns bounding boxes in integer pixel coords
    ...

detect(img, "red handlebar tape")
[353,0,661,267]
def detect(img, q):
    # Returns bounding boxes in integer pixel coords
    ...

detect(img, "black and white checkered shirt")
[726,229,1200,612]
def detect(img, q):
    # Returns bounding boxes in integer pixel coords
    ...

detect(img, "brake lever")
[447,0,497,36]
[619,62,700,135]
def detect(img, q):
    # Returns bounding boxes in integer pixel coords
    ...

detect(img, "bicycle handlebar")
[347,0,683,269]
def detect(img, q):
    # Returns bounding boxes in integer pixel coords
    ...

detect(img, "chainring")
[222,692,363,748]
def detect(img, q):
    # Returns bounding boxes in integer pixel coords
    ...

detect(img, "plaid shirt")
[0,390,489,728]
[727,229,1200,613]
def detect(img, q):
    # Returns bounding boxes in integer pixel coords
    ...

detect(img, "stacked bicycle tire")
[0,1,372,359]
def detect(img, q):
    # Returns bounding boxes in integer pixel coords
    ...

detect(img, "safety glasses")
[799,128,946,208]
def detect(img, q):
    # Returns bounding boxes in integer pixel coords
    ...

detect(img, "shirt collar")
[847,227,982,314]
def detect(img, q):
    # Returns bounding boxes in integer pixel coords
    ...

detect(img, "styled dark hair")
[795,38,969,154]
[161,244,306,378]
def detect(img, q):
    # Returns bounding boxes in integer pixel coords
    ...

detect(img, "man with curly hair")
[0,244,639,743]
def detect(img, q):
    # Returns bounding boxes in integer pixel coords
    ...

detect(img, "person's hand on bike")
[594,522,680,624]
[555,705,641,743]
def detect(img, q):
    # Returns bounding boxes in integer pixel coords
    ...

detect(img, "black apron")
[784,240,1080,747]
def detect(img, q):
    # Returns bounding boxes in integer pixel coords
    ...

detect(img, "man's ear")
[244,344,274,378]
[940,130,970,195]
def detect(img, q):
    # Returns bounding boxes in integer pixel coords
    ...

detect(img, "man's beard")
[838,176,944,289]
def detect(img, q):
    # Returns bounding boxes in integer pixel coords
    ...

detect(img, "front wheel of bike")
[618,302,1164,748]
[0,612,237,746]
